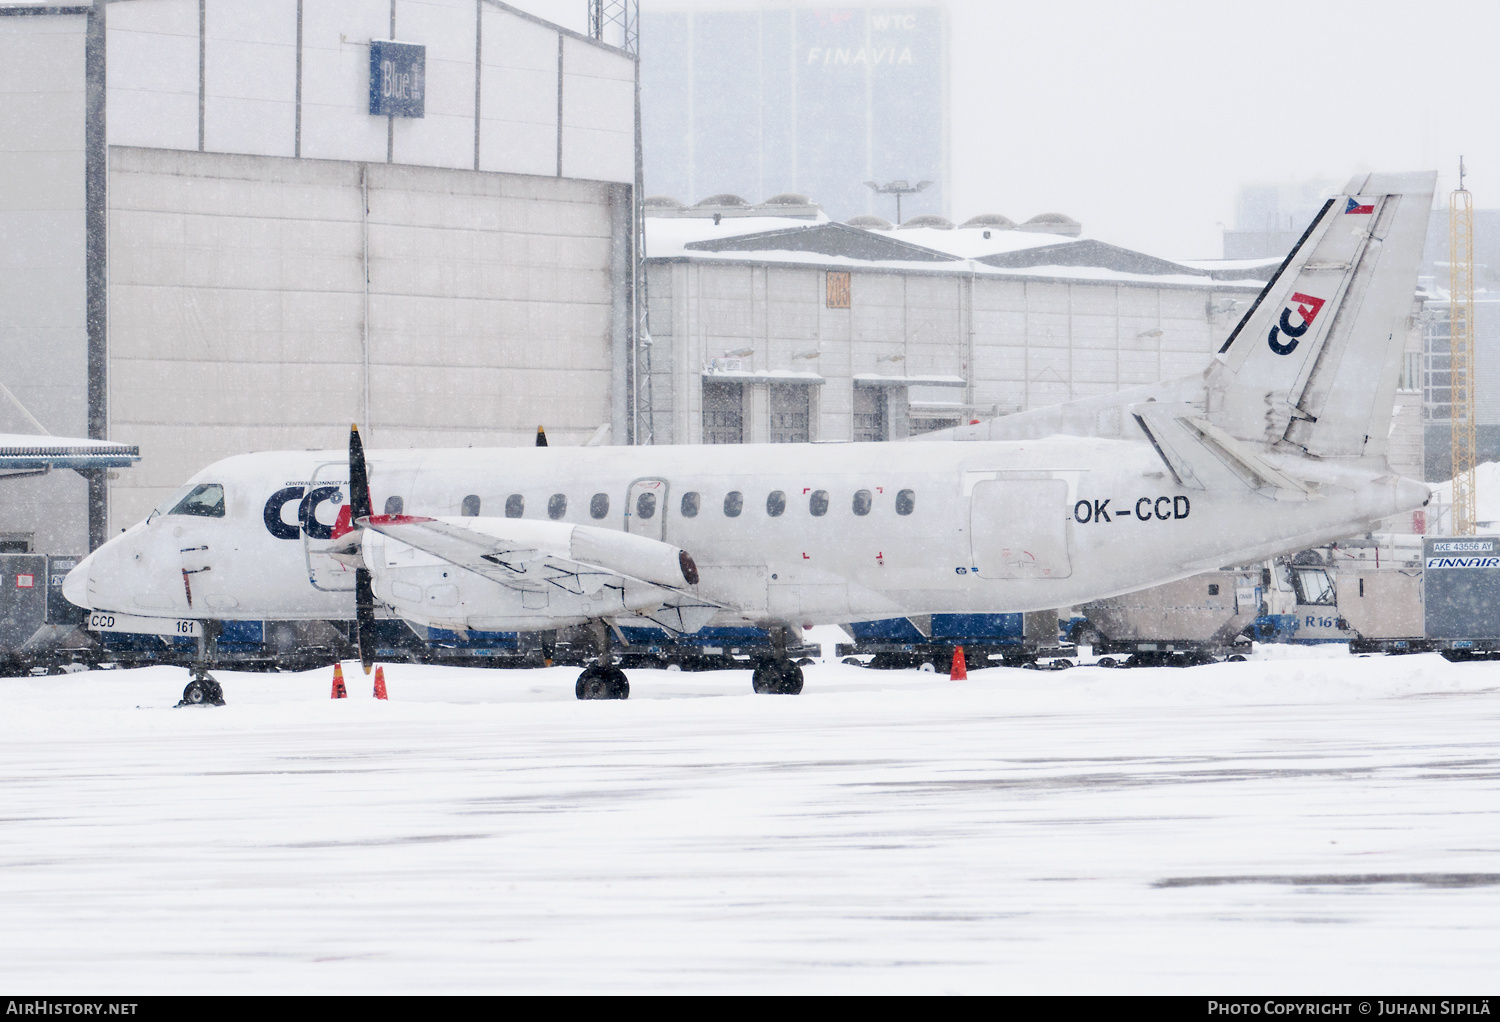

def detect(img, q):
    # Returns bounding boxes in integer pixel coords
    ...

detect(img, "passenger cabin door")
[301,462,356,592]
[969,477,1072,579]
[301,460,412,591]
[625,478,667,542]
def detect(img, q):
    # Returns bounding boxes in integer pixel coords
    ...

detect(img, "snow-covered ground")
[2,648,1499,994]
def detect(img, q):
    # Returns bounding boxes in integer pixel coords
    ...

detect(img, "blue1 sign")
[369,40,425,118]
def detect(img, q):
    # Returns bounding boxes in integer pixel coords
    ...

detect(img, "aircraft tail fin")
[1205,170,1434,460]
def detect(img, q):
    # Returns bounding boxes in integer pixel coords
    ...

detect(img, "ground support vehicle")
[1266,536,1500,660]
[1411,536,1500,660]
[1246,554,1352,645]
[1074,570,1260,666]
[0,554,107,675]
[616,624,819,670]
[835,611,1068,670]
[53,613,815,674]
[90,619,349,672]
[400,621,817,670]
[1335,564,1428,654]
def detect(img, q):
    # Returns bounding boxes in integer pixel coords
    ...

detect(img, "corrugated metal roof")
[648,216,1269,290]
[0,434,140,471]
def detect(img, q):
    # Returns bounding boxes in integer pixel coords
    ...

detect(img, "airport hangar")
[0,0,638,559]
[640,196,1426,503]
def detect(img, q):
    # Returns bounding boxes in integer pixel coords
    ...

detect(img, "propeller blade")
[354,568,377,676]
[536,425,548,447]
[349,423,376,675]
[349,423,373,521]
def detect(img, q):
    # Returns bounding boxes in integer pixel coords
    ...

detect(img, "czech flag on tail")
[1345,196,1375,215]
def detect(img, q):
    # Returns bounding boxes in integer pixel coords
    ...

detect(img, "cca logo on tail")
[1268,292,1326,356]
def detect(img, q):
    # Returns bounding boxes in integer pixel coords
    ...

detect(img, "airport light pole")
[864,179,931,225]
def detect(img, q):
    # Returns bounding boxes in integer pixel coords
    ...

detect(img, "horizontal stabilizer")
[1133,403,1317,500]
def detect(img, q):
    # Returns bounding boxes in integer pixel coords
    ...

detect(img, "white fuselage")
[65,437,1428,632]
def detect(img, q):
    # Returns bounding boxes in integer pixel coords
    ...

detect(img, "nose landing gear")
[178,665,225,707]
[176,623,225,707]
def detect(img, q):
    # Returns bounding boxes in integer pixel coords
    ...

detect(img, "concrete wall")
[0,9,91,556]
[107,0,635,182]
[108,146,624,530]
[646,260,1248,445]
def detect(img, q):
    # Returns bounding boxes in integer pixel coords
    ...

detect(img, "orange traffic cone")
[373,665,388,700]
[950,645,967,681]
[331,662,348,699]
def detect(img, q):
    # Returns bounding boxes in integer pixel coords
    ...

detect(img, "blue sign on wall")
[369,40,425,118]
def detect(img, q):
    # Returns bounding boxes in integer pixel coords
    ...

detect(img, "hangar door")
[970,478,1072,579]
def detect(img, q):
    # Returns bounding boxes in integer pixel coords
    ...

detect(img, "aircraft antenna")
[1450,157,1478,535]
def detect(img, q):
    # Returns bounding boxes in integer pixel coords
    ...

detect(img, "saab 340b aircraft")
[65,171,1435,701]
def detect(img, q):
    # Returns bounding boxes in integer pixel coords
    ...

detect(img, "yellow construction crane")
[1450,158,1478,535]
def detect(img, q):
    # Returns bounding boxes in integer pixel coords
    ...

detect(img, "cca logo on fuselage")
[1267,292,1326,356]
[263,485,348,540]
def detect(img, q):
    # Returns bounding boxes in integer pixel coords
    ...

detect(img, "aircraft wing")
[358,514,718,604]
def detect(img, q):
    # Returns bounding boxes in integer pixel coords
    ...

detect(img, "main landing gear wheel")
[177,675,224,707]
[752,659,804,695]
[575,664,629,700]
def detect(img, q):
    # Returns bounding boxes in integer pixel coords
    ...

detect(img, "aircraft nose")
[62,552,94,610]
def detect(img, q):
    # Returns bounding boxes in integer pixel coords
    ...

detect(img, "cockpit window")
[168,483,225,518]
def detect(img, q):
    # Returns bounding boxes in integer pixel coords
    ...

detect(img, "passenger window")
[766,490,786,517]
[809,490,829,517]
[383,496,404,515]
[462,494,482,517]
[590,493,609,519]
[169,483,225,518]
[896,489,915,515]
[504,494,522,518]
[681,491,700,518]
[636,492,657,520]
[548,494,567,520]
[852,489,872,516]
[724,491,743,517]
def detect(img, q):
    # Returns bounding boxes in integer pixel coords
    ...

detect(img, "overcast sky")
[514,0,1498,258]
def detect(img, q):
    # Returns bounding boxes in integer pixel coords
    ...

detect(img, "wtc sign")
[369,40,425,118]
